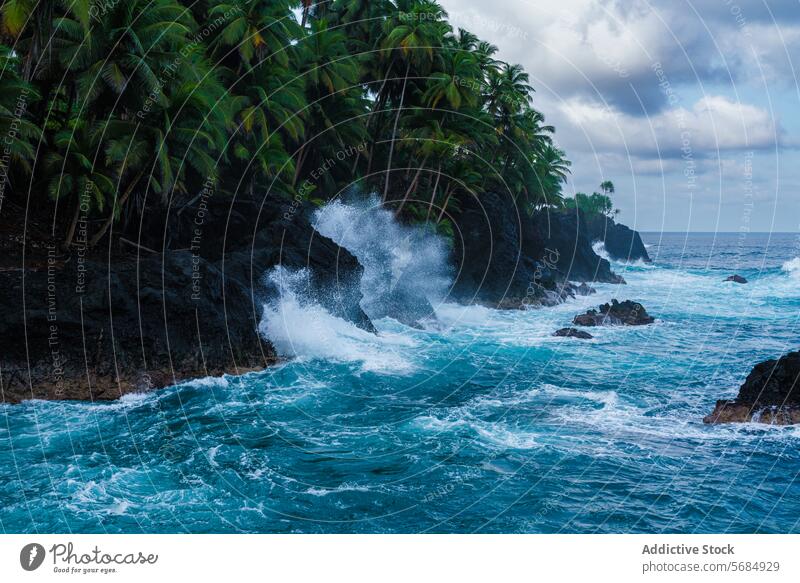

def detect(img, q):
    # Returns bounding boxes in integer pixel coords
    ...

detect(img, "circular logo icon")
[20,543,46,571]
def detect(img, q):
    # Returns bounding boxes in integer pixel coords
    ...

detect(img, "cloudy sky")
[439,0,800,232]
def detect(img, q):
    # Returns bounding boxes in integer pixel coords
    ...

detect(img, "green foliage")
[563,184,619,217]
[1,0,575,246]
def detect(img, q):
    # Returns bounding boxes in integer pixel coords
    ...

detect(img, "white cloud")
[437,0,800,230]
[553,94,783,157]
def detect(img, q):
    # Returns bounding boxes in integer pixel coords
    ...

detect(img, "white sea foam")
[259,267,414,373]
[533,384,619,408]
[305,483,372,497]
[313,197,452,320]
[434,302,497,327]
[412,415,539,449]
[782,257,800,276]
[592,240,611,261]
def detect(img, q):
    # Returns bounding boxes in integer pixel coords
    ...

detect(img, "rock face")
[0,199,373,403]
[725,274,748,284]
[573,299,655,326]
[583,213,651,263]
[450,191,623,308]
[704,351,800,424]
[553,327,593,339]
[0,251,274,403]
[525,209,626,284]
[222,201,375,333]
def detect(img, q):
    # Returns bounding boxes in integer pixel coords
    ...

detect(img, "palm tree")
[379,0,448,200]
[293,18,366,186]
[423,51,480,110]
[209,0,301,69]
[43,124,115,247]
[0,46,41,178]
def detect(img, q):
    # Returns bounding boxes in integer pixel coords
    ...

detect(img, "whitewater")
[2,202,799,533]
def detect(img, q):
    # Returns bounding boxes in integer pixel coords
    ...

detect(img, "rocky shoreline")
[0,192,633,403]
[0,198,369,403]
[449,190,626,310]
[3,195,797,428]
[704,351,800,425]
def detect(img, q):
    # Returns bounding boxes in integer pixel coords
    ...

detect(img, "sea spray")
[313,197,453,326]
[592,240,611,262]
[258,266,415,372]
[257,195,456,369]
[782,257,800,277]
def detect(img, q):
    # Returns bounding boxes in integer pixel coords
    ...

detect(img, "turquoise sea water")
[2,231,800,533]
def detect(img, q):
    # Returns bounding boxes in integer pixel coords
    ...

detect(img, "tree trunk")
[88,170,144,248]
[396,154,428,215]
[436,182,454,224]
[365,59,394,170]
[63,197,82,249]
[425,162,442,223]
[292,144,308,188]
[383,61,411,202]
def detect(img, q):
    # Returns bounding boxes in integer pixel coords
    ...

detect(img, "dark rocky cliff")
[704,351,800,424]
[450,191,624,308]
[583,213,651,263]
[0,198,372,403]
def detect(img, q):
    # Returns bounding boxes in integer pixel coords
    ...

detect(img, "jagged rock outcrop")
[583,213,651,263]
[704,351,800,424]
[0,199,374,403]
[450,191,623,308]
[725,275,748,284]
[553,327,593,339]
[0,250,274,403]
[572,299,655,326]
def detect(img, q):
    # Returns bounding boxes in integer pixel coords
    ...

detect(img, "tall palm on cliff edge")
[380,0,448,201]
[43,124,115,247]
[527,143,570,210]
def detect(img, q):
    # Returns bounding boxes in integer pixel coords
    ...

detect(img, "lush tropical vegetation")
[563,181,620,217]
[0,0,576,247]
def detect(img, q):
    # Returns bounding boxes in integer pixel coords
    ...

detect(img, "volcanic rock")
[704,351,800,424]
[573,299,654,326]
[553,328,593,339]
[725,274,748,284]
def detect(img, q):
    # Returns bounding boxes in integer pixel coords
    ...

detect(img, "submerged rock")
[553,327,593,339]
[725,274,748,284]
[573,299,655,326]
[704,351,800,425]
[575,282,597,296]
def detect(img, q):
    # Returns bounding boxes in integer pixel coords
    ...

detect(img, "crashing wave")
[313,197,452,326]
[592,240,611,261]
[782,257,800,277]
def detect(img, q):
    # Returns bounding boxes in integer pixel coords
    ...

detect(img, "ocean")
[2,218,799,533]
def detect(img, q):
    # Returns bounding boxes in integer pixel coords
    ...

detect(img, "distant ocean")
[2,224,799,533]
